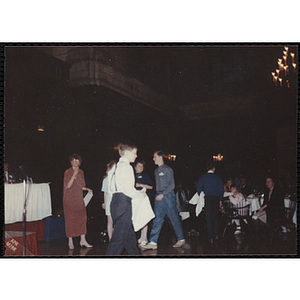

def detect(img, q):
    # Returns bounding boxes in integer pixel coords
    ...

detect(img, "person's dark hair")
[118,142,137,156]
[155,150,165,159]
[206,161,216,170]
[69,153,82,163]
[225,178,233,184]
[230,182,241,192]
[266,174,277,185]
[134,159,145,167]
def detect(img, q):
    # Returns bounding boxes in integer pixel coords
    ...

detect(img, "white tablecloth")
[293,203,297,225]
[284,198,291,208]
[5,183,52,224]
[246,197,261,214]
[259,197,291,208]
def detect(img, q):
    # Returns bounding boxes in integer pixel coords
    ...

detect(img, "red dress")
[63,168,87,237]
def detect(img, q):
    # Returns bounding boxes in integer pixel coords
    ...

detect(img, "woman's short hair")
[225,178,233,185]
[118,142,137,156]
[69,153,82,163]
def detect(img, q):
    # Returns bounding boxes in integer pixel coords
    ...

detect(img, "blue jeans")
[149,191,184,243]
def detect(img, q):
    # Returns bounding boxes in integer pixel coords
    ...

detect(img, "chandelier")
[167,154,177,161]
[271,46,297,88]
[213,154,223,162]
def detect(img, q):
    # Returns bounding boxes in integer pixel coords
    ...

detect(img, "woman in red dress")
[63,153,93,250]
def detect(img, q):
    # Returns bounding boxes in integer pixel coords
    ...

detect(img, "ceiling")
[36,44,297,120]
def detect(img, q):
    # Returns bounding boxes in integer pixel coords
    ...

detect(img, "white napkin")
[189,192,205,216]
[131,193,155,232]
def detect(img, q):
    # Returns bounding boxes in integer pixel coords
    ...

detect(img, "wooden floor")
[35,214,298,257]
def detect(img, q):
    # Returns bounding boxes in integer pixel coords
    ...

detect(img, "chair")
[276,196,297,240]
[268,197,296,244]
[175,188,203,237]
[221,200,251,238]
[283,196,297,228]
[175,188,195,213]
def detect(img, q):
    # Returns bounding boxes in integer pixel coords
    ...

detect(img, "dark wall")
[4,46,297,216]
[4,48,180,214]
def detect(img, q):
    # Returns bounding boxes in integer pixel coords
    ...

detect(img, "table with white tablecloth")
[246,196,261,215]
[257,196,292,209]
[252,196,297,224]
[284,197,293,209]
[293,203,297,226]
[5,183,52,224]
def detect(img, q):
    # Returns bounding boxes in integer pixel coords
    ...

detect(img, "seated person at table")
[259,176,284,225]
[223,178,233,193]
[240,177,253,197]
[253,175,284,238]
[224,183,248,235]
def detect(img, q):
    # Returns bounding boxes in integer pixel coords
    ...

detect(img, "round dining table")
[246,195,261,215]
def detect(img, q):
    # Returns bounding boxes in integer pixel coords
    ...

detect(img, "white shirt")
[107,157,141,199]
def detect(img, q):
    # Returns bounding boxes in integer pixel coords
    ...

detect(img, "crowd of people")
[4,144,295,255]
[60,142,295,255]
[62,144,185,255]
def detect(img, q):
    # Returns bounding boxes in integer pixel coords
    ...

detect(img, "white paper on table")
[84,192,93,206]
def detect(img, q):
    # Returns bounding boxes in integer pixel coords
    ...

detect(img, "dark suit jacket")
[241,184,253,197]
[262,185,284,223]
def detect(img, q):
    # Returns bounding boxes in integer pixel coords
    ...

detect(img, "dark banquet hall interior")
[2,44,298,257]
